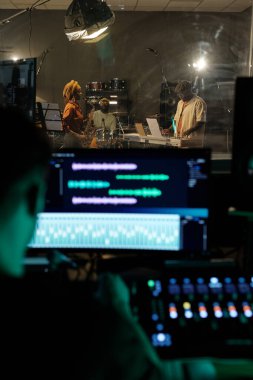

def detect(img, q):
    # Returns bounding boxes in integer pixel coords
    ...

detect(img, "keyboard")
[169,137,203,147]
[125,271,253,359]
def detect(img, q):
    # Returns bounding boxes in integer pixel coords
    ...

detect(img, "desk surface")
[121,133,203,147]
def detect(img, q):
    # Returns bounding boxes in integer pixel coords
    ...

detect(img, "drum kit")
[95,126,123,149]
[85,78,127,92]
[84,78,128,148]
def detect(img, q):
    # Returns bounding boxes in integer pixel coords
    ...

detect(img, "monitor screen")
[231,77,253,214]
[0,57,36,120]
[28,148,211,256]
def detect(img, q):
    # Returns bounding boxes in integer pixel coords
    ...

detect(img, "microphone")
[146,47,159,56]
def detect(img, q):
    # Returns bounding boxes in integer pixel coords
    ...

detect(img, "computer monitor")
[28,148,211,257]
[0,57,36,120]
[231,77,253,214]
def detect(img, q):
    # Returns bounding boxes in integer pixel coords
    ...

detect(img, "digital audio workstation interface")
[28,148,210,254]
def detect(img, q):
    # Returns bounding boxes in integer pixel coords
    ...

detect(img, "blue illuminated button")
[238,282,250,294]
[209,277,223,294]
[196,278,208,295]
[151,333,172,347]
[148,280,162,297]
[182,282,194,295]
[168,281,181,295]
[156,323,164,331]
[224,278,236,294]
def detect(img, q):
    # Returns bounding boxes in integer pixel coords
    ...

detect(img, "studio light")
[192,57,207,72]
[64,0,115,42]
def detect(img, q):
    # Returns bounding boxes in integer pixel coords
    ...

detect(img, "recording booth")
[26,146,253,361]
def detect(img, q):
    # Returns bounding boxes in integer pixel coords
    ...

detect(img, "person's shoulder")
[193,95,206,106]
[195,95,206,102]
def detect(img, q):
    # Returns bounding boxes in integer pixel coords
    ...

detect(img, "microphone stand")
[116,116,125,137]
[146,47,169,89]
[101,118,105,141]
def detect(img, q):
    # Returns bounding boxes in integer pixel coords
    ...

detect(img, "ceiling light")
[64,0,115,42]
[192,57,207,72]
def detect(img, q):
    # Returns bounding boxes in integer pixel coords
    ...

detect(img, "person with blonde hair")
[62,79,87,148]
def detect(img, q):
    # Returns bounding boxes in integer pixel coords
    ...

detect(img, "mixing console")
[125,273,253,359]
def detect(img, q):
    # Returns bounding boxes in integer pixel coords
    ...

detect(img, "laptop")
[135,122,146,136]
[28,148,211,260]
[146,118,164,138]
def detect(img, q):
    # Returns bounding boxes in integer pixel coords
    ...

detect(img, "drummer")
[93,98,116,133]
[89,97,116,148]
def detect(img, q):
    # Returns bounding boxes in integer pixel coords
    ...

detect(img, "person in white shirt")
[173,80,207,139]
[90,97,117,147]
[93,97,116,132]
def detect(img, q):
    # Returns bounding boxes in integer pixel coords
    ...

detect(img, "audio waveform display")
[72,197,137,205]
[108,188,162,198]
[116,174,169,181]
[30,149,210,253]
[29,212,180,250]
[72,162,137,171]
[68,180,110,189]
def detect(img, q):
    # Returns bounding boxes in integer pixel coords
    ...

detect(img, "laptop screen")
[146,118,163,137]
[28,148,211,256]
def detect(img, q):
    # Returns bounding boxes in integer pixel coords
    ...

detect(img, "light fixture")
[192,57,207,72]
[64,0,115,42]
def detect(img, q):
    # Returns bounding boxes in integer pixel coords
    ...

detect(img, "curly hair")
[63,80,81,103]
[175,80,192,94]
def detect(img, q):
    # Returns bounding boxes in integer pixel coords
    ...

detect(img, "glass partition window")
[0,1,252,157]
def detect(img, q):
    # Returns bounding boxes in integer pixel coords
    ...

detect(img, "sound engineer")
[163,80,207,141]
[1,106,253,380]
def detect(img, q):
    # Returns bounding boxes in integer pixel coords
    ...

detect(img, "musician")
[62,80,87,148]
[163,81,206,141]
[89,97,117,148]
[93,97,116,132]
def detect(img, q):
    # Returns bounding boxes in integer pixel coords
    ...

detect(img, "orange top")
[62,100,84,134]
